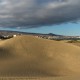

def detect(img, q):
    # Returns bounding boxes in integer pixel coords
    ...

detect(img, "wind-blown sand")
[0,35,80,79]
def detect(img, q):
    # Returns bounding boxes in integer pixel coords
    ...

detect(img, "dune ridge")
[0,35,80,77]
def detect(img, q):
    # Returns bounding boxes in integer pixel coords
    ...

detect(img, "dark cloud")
[0,0,80,28]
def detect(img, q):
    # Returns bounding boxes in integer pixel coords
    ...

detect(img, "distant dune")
[0,35,80,77]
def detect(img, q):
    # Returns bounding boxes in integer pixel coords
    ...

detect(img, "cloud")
[0,0,80,28]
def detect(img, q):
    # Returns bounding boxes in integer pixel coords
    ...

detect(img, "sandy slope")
[0,35,80,77]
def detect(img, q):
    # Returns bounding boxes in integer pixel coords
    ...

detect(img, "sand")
[0,35,80,79]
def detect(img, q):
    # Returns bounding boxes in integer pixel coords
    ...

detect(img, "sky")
[0,0,80,36]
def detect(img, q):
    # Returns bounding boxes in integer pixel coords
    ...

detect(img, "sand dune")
[0,35,80,77]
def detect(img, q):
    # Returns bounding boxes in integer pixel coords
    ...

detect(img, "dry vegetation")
[67,40,80,47]
[0,35,80,79]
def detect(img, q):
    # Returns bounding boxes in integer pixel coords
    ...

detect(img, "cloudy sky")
[0,0,80,36]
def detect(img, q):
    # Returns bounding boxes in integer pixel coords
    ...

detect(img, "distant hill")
[0,30,63,36]
[0,35,80,77]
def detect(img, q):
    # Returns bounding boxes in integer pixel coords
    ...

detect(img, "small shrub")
[67,40,80,43]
